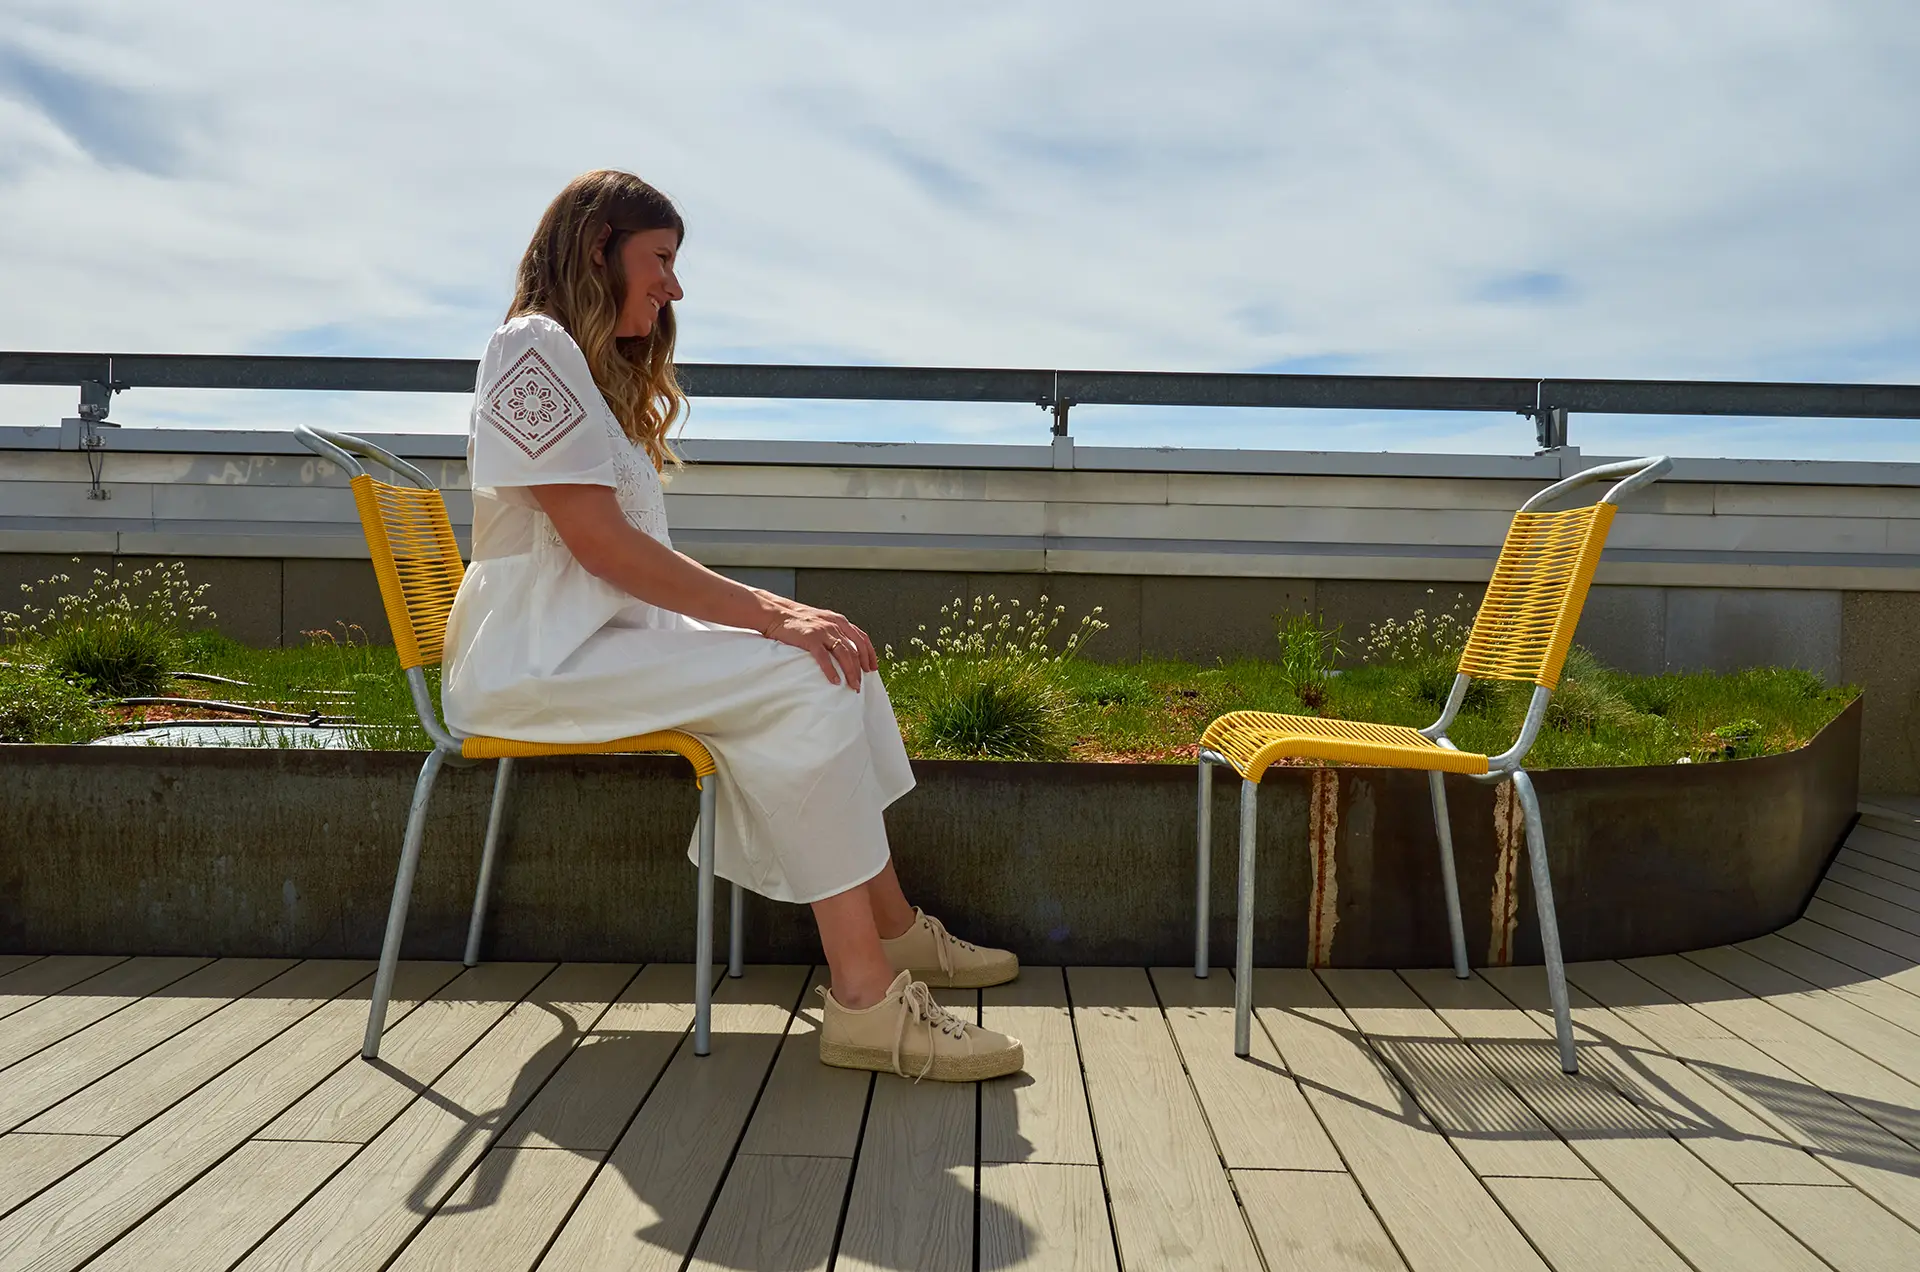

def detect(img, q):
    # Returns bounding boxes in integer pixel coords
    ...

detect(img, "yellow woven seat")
[1191,454,1673,1081]
[1200,711,1488,782]
[462,729,717,777]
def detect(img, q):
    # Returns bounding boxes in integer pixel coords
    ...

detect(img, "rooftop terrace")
[3,799,1919,1271]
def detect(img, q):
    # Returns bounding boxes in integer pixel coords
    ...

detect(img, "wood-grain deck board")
[0,958,295,1134]
[1560,957,1920,1225]
[0,962,459,1272]
[836,987,980,1272]
[1070,966,1263,1271]
[533,966,807,1272]
[7,801,1920,1271]
[1405,968,1826,1272]
[1251,968,1549,1272]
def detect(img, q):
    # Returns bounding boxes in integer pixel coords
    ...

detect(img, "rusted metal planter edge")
[0,697,1860,968]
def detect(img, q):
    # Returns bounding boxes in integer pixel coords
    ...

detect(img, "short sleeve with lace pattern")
[469,314,617,494]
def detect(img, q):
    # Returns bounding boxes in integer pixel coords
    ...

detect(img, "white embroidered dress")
[442,314,914,903]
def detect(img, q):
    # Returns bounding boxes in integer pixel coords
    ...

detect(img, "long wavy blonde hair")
[506,170,687,470]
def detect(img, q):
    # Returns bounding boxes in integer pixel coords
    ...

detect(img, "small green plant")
[179,628,246,668]
[1537,647,1636,734]
[1405,658,1458,709]
[2,560,215,697]
[1709,717,1766,760]
[0,663,105,743]
[1619,674,1683,717]
[1731,666,1829,700]
[302,624,431,749]
[1074,667,1153,707]
[45,624,174,698]
[915,661,1065,759]
[1275,612,1341,711]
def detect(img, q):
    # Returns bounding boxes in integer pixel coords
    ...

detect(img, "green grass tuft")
[905,660,1066,760]
[0,662,107,743]
[44,624,176,697]
[1275,611,1341,711]
[179,624,435,749]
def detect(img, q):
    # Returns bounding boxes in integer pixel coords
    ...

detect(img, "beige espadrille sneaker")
[818,971,1024,1082]
[879,909,1019,989]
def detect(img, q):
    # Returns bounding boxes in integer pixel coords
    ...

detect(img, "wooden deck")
[5,802,1920,1271]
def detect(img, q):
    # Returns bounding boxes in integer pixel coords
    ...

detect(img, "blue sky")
[1,1,1916,459]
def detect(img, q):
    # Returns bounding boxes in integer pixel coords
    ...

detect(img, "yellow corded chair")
[1194,455,1672,1074]
[295,424,741,1062]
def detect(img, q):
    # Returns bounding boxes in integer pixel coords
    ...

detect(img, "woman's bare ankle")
[831,971,896,1011]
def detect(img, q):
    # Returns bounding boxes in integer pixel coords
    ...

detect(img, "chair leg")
[365,748,447,1061]
[694,776,717,1057]
[464,758,514,968]
[728,882,744,978]
[1195,756,1214,978]
[1510,769,1578,1075]
[1428,771,1470,979]
[1234,776,1258,1057]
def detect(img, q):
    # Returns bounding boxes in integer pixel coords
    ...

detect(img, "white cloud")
[0,0,1915,458]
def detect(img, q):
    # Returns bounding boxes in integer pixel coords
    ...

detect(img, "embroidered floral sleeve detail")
[534,414,673,553]
[483,348,588,458]
[608,418,674,545]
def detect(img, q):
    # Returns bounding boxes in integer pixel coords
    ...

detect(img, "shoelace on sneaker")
[917,913,980,981]
[893,979,970,1082]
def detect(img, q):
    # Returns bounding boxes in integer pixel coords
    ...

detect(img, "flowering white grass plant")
[1357,588,1478,665]
[1,559,215,697]
[886,594,1107,760]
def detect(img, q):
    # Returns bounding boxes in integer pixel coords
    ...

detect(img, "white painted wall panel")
[1045,501,1515,547]
[667,465,997,501]
[1609,512,1889,554]
[664,493,1047,537]
[152,484,368,524]
[0,481,157,520]
[1165,472,1542,511]
[1711,483,1920,519]
[7,439,1920,588]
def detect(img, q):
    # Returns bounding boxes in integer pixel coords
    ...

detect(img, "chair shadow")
[1259,1004,1920,1184]
[395,996,1038,1272]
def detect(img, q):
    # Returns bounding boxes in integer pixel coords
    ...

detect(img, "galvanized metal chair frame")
[1194,455,1672,1075]
[294,424,742,1062]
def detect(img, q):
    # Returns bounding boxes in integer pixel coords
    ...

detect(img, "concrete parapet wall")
[4,430,1916,788]
[8,430,1920,587]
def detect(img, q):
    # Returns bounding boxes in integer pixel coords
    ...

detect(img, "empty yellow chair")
[295,424,739,1062]
[1194,456,1671,1074]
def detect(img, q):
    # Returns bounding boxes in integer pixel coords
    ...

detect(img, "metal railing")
[5,350,1920,451]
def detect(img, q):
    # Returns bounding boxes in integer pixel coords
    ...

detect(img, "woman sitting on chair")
[441,169,1023,1083]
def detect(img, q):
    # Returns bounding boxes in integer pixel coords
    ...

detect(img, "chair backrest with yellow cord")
[348,462,466,674]
[1422,455,1671,770]
[292,424,736,1066]
[293,425,466,749]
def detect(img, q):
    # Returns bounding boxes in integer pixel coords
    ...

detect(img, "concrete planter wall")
[1,699,1858,969]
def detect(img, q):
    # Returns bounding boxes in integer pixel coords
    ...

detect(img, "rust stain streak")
[1488,780,1522,965]
[1307,768,1341,967]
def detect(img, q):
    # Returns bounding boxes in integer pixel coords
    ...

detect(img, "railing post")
[1042,370,1074,468]
[1534,405,1569,451]
[76,369,122,501]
